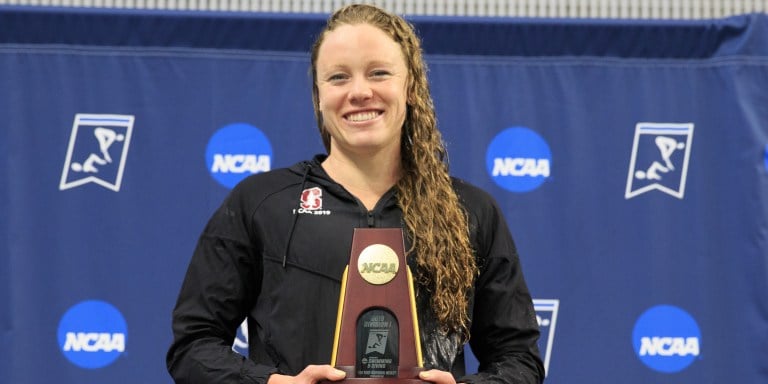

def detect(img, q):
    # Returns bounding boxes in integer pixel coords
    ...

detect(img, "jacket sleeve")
[458,193,545,384]
[166,184,278,383]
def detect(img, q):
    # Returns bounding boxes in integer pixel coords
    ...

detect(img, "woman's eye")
[327,73,348,82]
[371,70,391,78]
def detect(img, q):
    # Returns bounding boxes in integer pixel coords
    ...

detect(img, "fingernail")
[333,369,346,377]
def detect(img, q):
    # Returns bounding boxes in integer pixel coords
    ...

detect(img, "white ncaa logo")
[625,122,694,199]
[60,114,135,192]
[533,299,559,376]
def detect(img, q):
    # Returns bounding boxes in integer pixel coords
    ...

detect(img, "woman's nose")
[348,78,373,102]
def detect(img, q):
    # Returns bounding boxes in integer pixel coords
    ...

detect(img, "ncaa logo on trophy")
[357,244,399,285]
[327,228,426,384]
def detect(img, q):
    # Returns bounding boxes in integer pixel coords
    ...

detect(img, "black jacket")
[167,155,544,383]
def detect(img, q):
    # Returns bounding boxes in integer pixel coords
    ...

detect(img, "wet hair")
[310,4,478,337]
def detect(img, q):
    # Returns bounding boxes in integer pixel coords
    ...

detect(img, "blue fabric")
[1,5,767,383]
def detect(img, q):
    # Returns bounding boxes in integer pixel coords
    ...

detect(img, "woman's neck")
[321,149,401,210]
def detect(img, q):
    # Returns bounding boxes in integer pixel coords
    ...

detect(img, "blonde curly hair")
[310,4,477,337]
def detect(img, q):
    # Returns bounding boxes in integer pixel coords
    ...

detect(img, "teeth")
[347,111,379,122]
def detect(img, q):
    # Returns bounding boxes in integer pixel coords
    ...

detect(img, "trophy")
[328,228,426,384]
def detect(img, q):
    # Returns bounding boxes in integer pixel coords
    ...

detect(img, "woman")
[167,4,544,384]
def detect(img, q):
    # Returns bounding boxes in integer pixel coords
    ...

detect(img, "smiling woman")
[167,4,544,384]
[315,23,408,165]
[308,6,483,336]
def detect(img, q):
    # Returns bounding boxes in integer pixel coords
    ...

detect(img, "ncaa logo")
[364,330,389,355]
[486,127,551,193]
[206,123,272,189]
[533,299,559,376]
[232,320,249,356]
[625,122,694,199]
[60,114,135,192]
[632,305,701,373]
[464,299,559,376]
[57,300,128,369]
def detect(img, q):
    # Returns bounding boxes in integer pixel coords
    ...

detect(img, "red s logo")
[300,187,322,210]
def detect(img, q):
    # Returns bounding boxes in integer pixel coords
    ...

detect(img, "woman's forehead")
[316,24,406,68]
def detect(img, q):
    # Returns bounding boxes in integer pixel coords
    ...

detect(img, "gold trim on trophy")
[331,266,349,366]
[406,268,423,368]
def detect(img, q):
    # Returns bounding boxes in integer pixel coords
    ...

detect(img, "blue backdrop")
[2,6,767,383]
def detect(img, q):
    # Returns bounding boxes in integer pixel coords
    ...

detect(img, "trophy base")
[332,379,429,384]
[321,366,429,384]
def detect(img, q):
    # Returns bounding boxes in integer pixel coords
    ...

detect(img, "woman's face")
[315,23,409,157]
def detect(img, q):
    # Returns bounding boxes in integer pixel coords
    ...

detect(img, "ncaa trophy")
[328,228,426,384]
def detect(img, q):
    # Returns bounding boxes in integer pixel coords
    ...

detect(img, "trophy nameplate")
[328,228,426,384]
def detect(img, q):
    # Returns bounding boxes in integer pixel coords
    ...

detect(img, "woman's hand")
[268,365,346,384]
[419,369,458,384]
[269,366,459,384]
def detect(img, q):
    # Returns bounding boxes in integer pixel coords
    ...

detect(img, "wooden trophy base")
[324,366,429,384]
[322,378,428,384]
[331,379,429,384]
[325,228,429,384]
